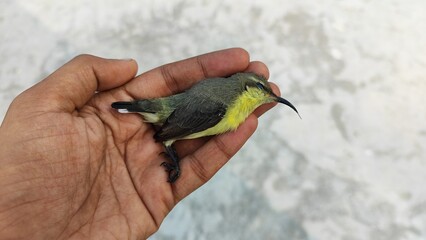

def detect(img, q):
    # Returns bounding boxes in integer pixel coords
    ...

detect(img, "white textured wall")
[1,1,426,239]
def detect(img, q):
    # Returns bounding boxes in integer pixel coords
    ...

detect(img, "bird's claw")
[160,161,180,182]
[160,146,181,183]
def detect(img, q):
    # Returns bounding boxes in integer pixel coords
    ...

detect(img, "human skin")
[0,48,279,239]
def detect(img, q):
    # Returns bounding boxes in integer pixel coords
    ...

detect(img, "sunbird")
[112,72,299,182]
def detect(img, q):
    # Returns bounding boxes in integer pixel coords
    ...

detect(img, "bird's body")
[112,73,299,182]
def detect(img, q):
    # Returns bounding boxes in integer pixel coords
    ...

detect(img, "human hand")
[0,48,278,239]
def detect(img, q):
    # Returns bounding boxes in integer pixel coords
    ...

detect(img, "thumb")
[24,54,138,112]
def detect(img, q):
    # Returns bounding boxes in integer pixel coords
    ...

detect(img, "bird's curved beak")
[275,95,301,119]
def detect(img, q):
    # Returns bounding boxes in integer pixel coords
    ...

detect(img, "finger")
[171,114,258,201]
[123,48,250,99]
[244,61,269,79]
[26,55,138,112]
[174,137,210,158]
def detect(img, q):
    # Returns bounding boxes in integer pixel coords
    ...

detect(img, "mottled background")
[1,0,426,239]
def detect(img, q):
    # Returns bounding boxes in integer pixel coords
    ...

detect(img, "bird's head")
[234,72,300,118]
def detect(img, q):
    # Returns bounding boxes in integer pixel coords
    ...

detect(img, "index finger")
[123,48,250,99]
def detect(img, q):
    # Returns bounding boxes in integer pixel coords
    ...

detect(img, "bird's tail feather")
[112,101,142,113]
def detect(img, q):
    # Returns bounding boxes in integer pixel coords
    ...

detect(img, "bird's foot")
[160,161,180,183]
[160,145,180,183]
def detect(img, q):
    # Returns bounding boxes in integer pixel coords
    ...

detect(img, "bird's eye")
[256,82,265,90]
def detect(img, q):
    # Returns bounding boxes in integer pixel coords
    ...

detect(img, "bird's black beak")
[275,95,301,119]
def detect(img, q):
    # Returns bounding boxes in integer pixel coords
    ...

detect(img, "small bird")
[112,73,299,182]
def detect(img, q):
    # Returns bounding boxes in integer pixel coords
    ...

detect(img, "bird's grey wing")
[154,100,226,142]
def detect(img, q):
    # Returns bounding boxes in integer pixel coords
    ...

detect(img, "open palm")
[0,49,277,239]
